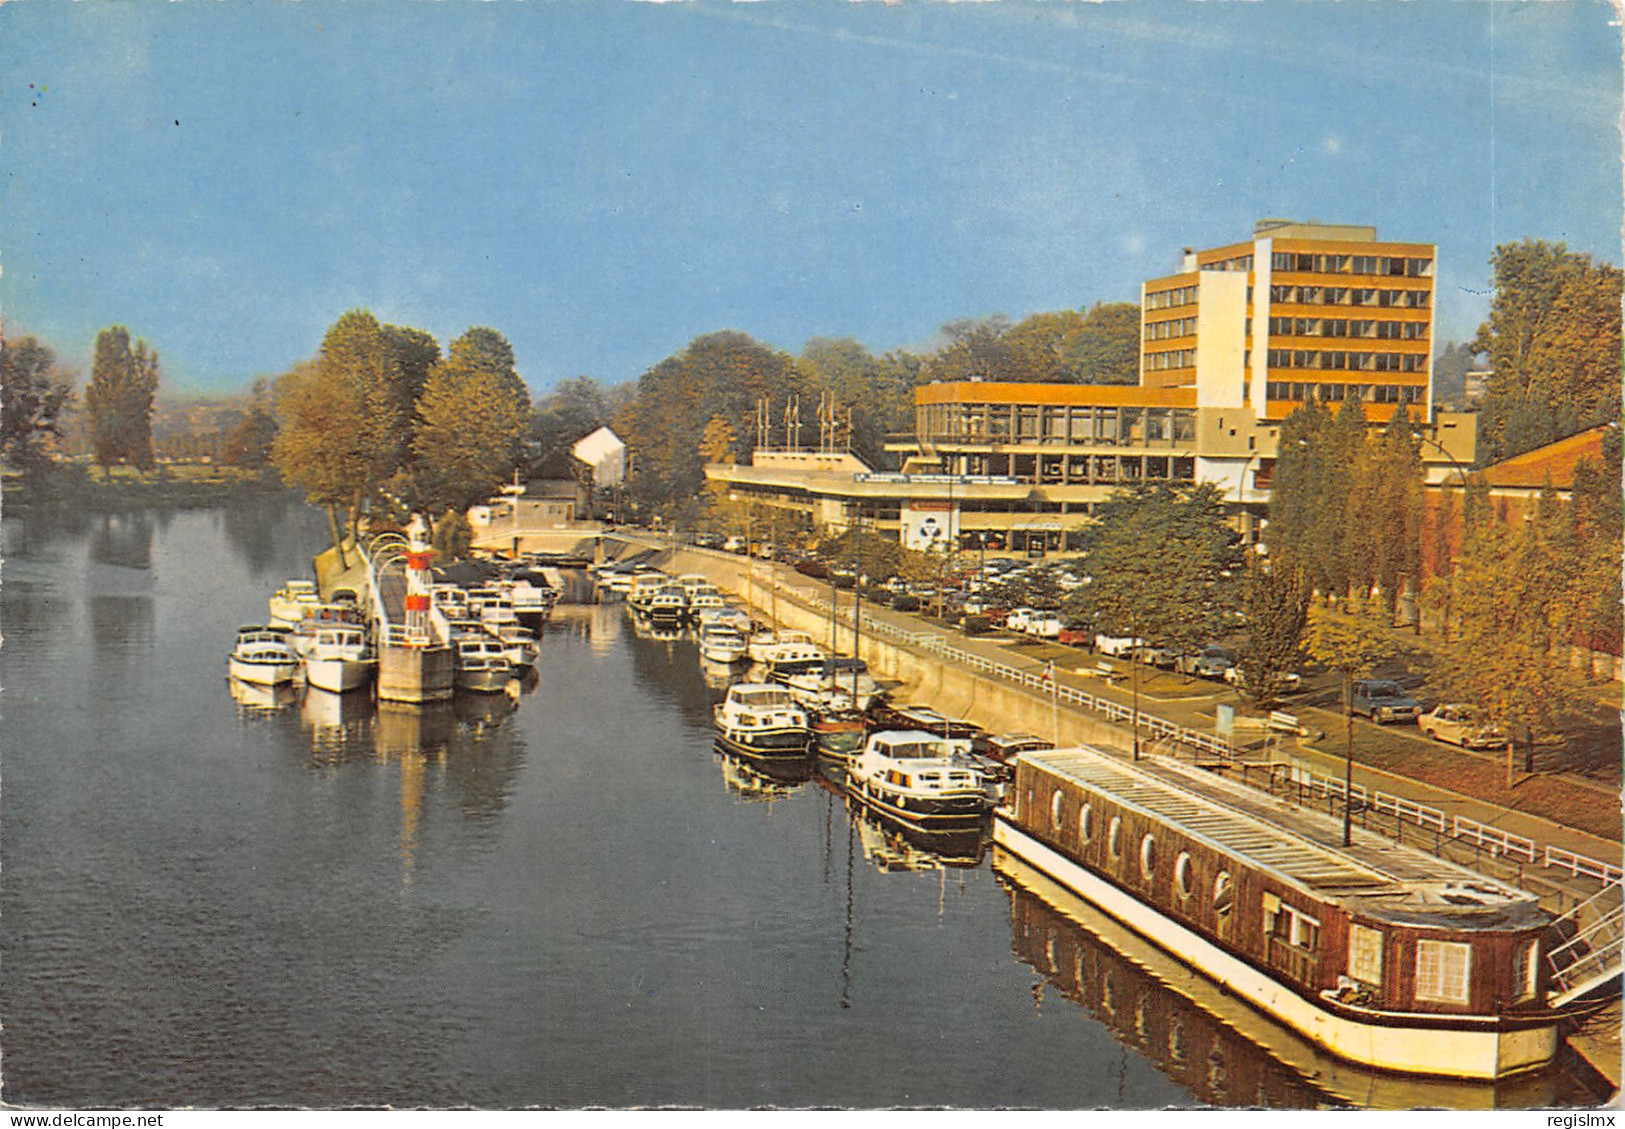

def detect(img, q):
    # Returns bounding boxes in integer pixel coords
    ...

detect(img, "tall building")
[1142,219,1436,422]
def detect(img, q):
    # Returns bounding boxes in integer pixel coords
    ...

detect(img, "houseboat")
[267,580,321,628]
[867,702,985,742]
[846,729,995,835]
[811,713,868,767]
[995,745,1572,1081]
[712,682,811,762]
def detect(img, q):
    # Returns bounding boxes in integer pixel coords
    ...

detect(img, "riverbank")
[2,463,295,512]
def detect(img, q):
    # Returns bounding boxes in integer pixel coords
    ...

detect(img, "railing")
[1547,887,1625,1005]
[750,562,1625,893]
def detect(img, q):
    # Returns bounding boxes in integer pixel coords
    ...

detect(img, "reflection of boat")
[228,674,300,712]
[304,624,375,693]
[847,729,994,834]
[228,625,300,686]
[713,682,810,762]
[851,801,988,871]
[995,746,1571,1080]
[993,847,1569,1110]
[454,685,519,733]
[300,684,374,730]
[374,699,456,759]
[718,750,812,798]
[455,636,514,693]
[267,580,321,627]
[698,623,749,664]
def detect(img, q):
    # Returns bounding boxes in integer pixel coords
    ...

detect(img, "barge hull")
[993,815,1559,1081]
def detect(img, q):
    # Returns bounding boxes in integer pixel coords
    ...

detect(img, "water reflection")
[89,512,154,571]
[230,676,301,717]
[993,847,1567,1110]
[714,750,811,803]
[219,495,307,578]
[848,800,988,871]
[88,595,155,653]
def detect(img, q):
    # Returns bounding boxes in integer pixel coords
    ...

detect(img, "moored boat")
[747,629,816,665]
[455,636,515,693]
[228,625,300,686]
[811,713,868,767]
[304,623,376,693]
[866,702,984,741]
[698,623,749,664]
[267,580,321,628]
[646,586,686,626]
[779,657,882,711]
[712,682,811,762]
[846,728,994,834]
[994,745,1576,1081]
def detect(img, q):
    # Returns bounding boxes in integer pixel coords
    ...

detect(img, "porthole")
[1213,870,1234,916]
[1140,834,1157,880]
[1108,816,1123,859]
[1175,852,1194,898]
[1079,803,1094,845]
[1050,789,1065,831]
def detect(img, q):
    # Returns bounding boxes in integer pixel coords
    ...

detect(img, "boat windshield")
[818,729,865,753]
[880,739,952,759]
[735,689,794,707]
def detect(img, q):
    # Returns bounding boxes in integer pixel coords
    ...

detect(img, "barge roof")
[1019,747,1546,931]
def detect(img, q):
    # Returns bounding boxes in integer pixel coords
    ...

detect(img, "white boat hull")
[228,656,300,686]
[457,667,513,693]
[305,657,376,694]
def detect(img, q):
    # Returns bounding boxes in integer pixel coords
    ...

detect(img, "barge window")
[1108,816,1123,859]
[1415,940,1471,1004]
[1348,923,1384,986]
[1213,871,1233,916]
[1516,939,1539,1002]
[1079,803,1094,845]
[1174,852,1193,898]
[1050,790,1065,831]
[1139,834,1157,880]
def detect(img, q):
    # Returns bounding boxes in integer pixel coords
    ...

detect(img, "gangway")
[360,520,456,702]
[1547,883,1625,1007]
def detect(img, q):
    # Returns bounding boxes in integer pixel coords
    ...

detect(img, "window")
[1079,802,1093,845]
[1174,852,1194,898]
[1416,940,1472,1004]
[1140,834,1157,880]
[1516,939,1539,1002]
[1212,870,1233,916]
[1108,816,1123,859]
[1050,790,1065,831]
[1348,923,1384,986]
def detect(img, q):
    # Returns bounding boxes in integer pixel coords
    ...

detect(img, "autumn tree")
[413,327,531,512]
[1473,239,1623,462]
[921,316,1017,385]
[1062,301,1141,385]
[0,335,76,474]
[220,375,279,470]
[85,325,160,471]
[1303,598,1400,844]
[272,359,370,563]
[1237,562,1310,709]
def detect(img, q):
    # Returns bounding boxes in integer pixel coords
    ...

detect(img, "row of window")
[1270,252,1433,278]
[1267,317,1428,341]
[1270,285,1431,309]
[1146,284,1199,310]
[1265,349,1428,373]
[1266,382,1424,405]
[1203,254,1254,273]
[918,403,1199,446]
[1144,316,1198,341]
[1146,349,1196,371]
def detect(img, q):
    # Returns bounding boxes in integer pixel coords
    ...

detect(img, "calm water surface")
[0,502,1605,1109]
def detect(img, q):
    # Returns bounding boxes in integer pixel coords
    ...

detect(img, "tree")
[922,316,1017,384]
[85,325,160,470]
[1062,482,1242,757]
[413,327,531,513]
[1473,239,1623,462]
[1062,301,1141,385]
[1003,310,1088,382]
[1238,562,1310,709]
[1303,597,1400,844]
[272,359,370,564]
[316,310,410,530]
[220,376,278,469]
[0,335,75,473]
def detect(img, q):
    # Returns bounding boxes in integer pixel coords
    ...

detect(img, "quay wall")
[664,548,1141,751]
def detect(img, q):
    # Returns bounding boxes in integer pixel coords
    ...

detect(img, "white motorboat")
[267,580,321,628]
[228,625,300,686]
[777,657,881,711]
[304,623,375,693]
[466,586,520,629]
[685,589,726,621]
[747,629,816,665]
[698,623,749,664]
[455,636,514,693]
[645,586,686,625]
[760,641,827,680]
[697,606,753,635]
[712,682,811,762]
[493,623,540,672]
[846,729,993,834]
[507,571,557,624]
[290,603,366,659]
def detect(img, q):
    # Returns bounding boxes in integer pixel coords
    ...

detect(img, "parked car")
[723,536,747,554]
[1224,665,1302,692]
[1026,612,1063,639]
[1177,645,1238,679]
[1057,624,1093,648]
[1419,704,1507,749]
[1141,644,1181,668]
[1094,634,1146,659]
[1004,608,1035,633]
[1351,679,1424,724]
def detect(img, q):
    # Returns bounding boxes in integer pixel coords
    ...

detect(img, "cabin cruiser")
[684,588,726,622]
[267,580,321,628]
[466,586,520,629]
[228,625,301,686]
[290,603,366,659]
[455,636,515,693]
[627,572,668,613]
[697,606,753,635]
[645,586,686,626]
[698,623,749,664]
[846,729,994,834]
[747,629,816,665]
[712,682,811,761]
[492,623,540,673]
[867,702,985,741]
[777,657,881,711]
[811,713,868,767]
[303,624,375,693]
[506,569,557,625]
[758,640,827,678]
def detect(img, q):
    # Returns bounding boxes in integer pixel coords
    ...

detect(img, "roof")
[1020,747,1546,931]
[1481,424,1612,491]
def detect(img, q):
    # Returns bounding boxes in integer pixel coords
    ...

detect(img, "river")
[0,500,1607,1109]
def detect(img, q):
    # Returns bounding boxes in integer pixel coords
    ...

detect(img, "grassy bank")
[3,463,296,511]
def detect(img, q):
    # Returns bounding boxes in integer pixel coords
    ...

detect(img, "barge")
[995,746,1572,1081]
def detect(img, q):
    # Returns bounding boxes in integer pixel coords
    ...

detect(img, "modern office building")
[706,221,1469,556]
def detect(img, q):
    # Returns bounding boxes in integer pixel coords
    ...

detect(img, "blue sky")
[4,0,1619,396]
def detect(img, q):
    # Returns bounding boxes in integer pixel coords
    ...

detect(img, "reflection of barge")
[995,847,1572,1109]
[995,746,1570,1080]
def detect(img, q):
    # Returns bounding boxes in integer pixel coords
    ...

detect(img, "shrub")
[891,594,921,612]
[962,614,990,635]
